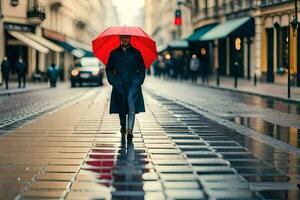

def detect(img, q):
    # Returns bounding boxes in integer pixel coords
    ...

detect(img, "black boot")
[127,128,133,141]
[120,126,126,135]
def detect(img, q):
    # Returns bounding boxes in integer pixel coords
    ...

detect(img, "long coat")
[15,61,26,75]
[106,45,146,114]
[1,60,10,77]
[47,66,59,82]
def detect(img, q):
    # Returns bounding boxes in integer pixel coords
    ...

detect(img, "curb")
[206,84,300,104]
[0,86,49,96]
[147,77,300,104]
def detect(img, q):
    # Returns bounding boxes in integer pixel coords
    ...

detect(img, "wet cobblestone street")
[0,85,300,200]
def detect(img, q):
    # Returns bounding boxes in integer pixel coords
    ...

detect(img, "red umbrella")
[92,26,157,69]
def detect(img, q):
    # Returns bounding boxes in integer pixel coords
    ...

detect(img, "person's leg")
[119,92,127,134]
[127,88,136,140]
[23,73,26,88]
[18,73,21,88]
[119,112,126,132]
[4,75,9,89]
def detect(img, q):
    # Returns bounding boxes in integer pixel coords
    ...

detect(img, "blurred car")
[69,57,104,87]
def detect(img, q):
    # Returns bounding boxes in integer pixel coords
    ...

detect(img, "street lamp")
[291,0,299,87]
[287,0,299,98]
[234,37,241,88]
[287,34,291,98]
[291,1,299,37]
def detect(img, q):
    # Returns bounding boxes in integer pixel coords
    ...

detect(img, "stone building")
[0,0,118,82]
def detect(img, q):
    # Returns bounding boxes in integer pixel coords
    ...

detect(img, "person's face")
[120,35,130,46]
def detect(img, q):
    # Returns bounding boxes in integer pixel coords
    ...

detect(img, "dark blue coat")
[106,45,146,114]
[47,66,59,81]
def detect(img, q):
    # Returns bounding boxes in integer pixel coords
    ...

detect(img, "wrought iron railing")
[27,0,46,21]
[193,0,256,20]
[260,0,293,7]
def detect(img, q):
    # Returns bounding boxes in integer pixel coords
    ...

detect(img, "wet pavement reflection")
[147,91,300,200]
[218,90,300,115]
[1,87,300,200]
[228,116,300,148]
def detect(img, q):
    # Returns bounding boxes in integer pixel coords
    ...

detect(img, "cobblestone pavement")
[0,84,96,135]
[1,85,300,200]
[144,77,300,150]
[0,82,50,96]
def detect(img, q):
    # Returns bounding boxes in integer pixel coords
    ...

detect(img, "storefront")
[4,23,43,78]
[3,23,66,80]
[261,13,298,85]
[187,23,218,77]
[200,17,255,78]
[43,29,94,81]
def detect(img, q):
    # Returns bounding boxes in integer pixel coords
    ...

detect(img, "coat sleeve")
[105,52,116,86]
[135,51,146,85]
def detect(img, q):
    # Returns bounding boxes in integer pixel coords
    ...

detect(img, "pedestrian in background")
[157,55,165,77]
[200,59,208,84]
[189,54,199,83]
[16,58,26,88]
[47,63,59,87]
[1,57,10,89]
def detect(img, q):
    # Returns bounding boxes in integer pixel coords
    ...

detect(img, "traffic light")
[174,9,182,26]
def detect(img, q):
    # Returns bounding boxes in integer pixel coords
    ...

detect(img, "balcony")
[260,0,293,7]
[192,0,256,22]
[27,5,46,24]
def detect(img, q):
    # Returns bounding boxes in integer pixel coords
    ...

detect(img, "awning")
[24,32,64,52]
[50,39,85,58]
[187,23,218,41]
[157,45,167,53]
[8,31,49,54]
[67,39,94,57]
[67,39,92,52]
[168,39,189,50]
[81,50,94,57]
[201,17,255,41]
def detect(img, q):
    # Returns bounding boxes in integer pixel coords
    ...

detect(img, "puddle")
[228,116,300,148]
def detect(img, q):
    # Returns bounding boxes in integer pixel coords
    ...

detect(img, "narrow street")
[0,79,299,200]
[1,0,299,199]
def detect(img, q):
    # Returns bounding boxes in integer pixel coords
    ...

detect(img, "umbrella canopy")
[92,26,157,69]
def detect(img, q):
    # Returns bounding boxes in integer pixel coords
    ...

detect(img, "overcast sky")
[112,0,145,26]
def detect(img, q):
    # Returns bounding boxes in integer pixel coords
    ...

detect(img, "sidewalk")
[0,81,59,96]
[205,76,300,103]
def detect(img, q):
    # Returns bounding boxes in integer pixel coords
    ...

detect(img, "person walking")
[1,57,10,89]
[47,63,59,87]
[16,58,26,88]
[106,35,146,141]
[189,54,199,83]
[157,55,166,77]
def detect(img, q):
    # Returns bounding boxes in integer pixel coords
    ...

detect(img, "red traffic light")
[174,9,182,26]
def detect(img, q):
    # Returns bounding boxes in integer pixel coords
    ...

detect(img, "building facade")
[145,0,299,86]
[258,0,299,85]
[190,0,299,85]
[0,0,118,83]
[144,0,193,49]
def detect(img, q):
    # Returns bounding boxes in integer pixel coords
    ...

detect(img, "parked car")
[69,57,104,87]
